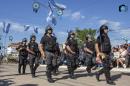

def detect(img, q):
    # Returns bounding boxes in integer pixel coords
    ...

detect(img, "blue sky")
[0,0,130,46]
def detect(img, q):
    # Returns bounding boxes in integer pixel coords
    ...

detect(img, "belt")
[46,50,55,53]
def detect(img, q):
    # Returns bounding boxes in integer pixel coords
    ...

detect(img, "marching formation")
[16,25,115,85]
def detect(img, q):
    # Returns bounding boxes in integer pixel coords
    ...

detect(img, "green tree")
[75,28,96,47]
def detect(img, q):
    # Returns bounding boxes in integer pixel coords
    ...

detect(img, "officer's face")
[31,38,36,42]
[104,29,108,34]
[48,29,53,34]
[22,42,26,45]
[88,38,92,42]
[70,34,75,38]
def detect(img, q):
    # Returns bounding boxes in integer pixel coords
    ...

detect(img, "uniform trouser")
[67,54,77,76]
[52,55,58,73]
[46,51,57,79]
[18,56,27,74]
[28,54,39,76]
[84,53,94,70]
[96,54,112,81]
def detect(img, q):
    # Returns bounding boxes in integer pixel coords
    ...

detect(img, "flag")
[2,22,6,33]
[34,27,38,34]
[5,23,11,34]
[24,25,30,31]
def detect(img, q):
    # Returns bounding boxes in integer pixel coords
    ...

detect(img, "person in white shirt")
[116,46,128,68]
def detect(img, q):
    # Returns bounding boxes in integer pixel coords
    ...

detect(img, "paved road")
[0,63,130,86]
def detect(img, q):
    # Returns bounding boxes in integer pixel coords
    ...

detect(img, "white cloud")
[56,31,68,43]
[57,31,67,36]
[99,19,121,30]
[0,22,3,29]
[64,10,85,20]
[64,10,72,17]
[91,16,100,20]
[71,12,85,20]
[99,19,109,25]
[11,22,25,32]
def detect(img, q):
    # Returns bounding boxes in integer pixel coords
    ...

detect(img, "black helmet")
[86,34,91,40]
[22,38,27,42]
[68,30,75,36]
[30,34,36,41]
[45,25,53,33]
[100,25,108,35]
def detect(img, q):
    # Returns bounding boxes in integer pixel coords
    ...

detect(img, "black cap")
[46,25,53,30]
[100,25,108,30]
[30,34,36,40]
[22,38,27,42]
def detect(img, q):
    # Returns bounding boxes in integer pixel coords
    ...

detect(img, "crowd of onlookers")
[112,43,130,68]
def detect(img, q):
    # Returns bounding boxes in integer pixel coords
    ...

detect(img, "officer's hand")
[72,52,76,55]
[41,52,46,59]
[96,56,100,61]
[96,53,101,63]
[97,53,101,57]
[31,51,35,55]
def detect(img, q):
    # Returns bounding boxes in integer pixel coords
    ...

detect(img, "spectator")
[125,43,130,67]
[112,48,120,68]
[117,46,128,68]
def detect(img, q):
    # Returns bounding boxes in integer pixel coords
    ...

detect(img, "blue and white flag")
[52,16,57,26]
[2,22,6,33]
[34,27,39,34]
[4,23,11,34]
[24,25,30,31]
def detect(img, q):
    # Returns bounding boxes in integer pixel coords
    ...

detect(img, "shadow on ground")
[0,71,45,78]
[111,73,122,81]
[0,78,15,86]
[18,84,39,86]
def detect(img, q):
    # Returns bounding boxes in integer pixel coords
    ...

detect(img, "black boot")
[46,71,54,83]
[96,72,100,81]
[18,64,22,74]
[106,80,115,85]
[48,78,55,83]
[32,70,36,78]
[32,73,36,78]
[52,69,57,76]
[69,72,75,79]
[22,65,26,74]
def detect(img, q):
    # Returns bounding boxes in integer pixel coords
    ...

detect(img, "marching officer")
[39,25,57,83]
[27,35,40,78]
[16,38,28,74]
[83,35,95,73]
[65,31,79,79]
[95,25,115,84]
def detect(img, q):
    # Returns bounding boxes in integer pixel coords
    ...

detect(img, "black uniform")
[28,42,40,77]
[40,35,57,81]
[53,43,61,75]
[96,35,112,83]
[84,41,95,73]
[66,38,79,78]
[17,44,28,74]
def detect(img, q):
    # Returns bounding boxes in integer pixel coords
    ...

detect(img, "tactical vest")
[44,35,57,52]
[19,45,28,56]
[66,38,79,54]
[28,42,39,54]
[99,35,111,53]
